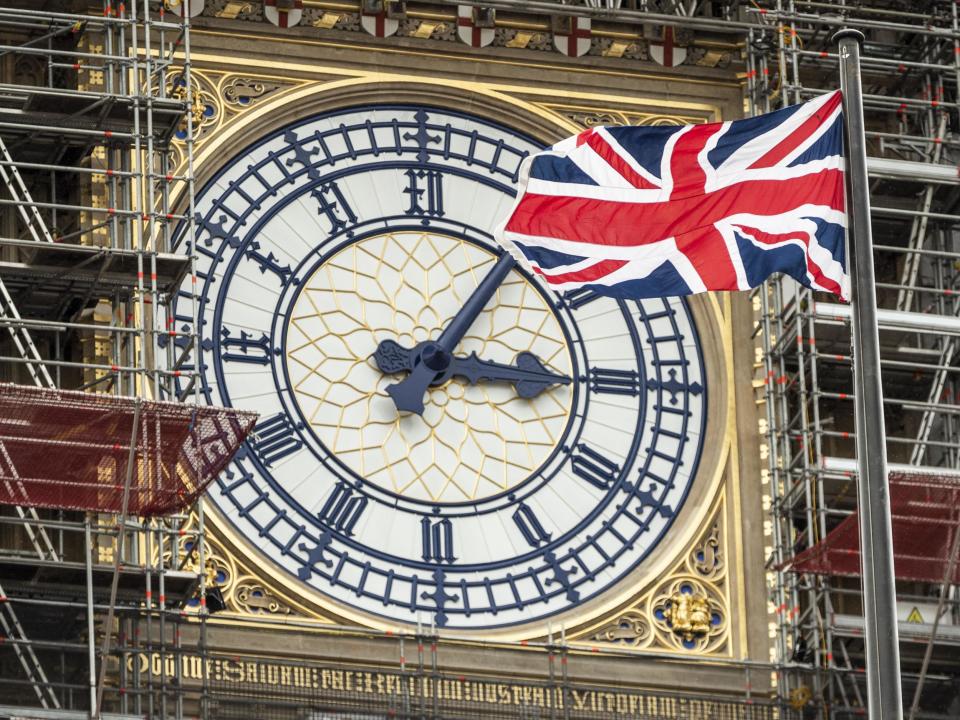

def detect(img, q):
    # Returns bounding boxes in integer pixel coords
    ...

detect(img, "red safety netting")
[788,472,960,584]
[0,383,257,517]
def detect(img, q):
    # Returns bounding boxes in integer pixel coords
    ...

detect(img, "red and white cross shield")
[457,5,494,48]
[361,10,399,38]
[553,16,591,58]
[264,0,303,28]
[649,26,686,67]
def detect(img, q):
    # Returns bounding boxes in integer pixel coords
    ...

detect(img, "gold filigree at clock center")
[284,232,573,504]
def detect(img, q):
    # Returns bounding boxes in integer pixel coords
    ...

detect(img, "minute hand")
[386,253,517,415]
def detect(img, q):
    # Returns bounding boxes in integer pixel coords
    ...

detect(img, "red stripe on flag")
[669,124,716,198]
[506,169,844,248]
[535,258,628,284]
[675,227,739,290]
[749,92,842,169]
[738,225,844,297]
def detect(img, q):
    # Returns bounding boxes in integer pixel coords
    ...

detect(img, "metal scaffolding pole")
[0,3,204,717]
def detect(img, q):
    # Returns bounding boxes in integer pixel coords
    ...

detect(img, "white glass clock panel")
[169,105,707,630]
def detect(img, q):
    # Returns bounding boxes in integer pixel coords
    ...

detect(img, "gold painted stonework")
[216,2,253,19]
[181,3,738,73]
[221,76,283,107]
[789,686,813,710]
[661,591,712,642]
[156,513,329,622]
[538,102,707,130]
[166,68,301,169]
[234,582,292,615]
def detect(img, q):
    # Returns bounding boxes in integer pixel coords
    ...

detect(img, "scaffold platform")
[0,384,257,516]
[0,239,191,320]
[788,472,960,584]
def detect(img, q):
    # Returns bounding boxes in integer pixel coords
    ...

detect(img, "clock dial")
[284,231,573,504]
[170,105,708,630]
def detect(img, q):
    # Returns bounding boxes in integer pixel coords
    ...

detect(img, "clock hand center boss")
[381,254,568,414]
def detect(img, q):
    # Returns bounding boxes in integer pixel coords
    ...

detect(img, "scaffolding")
[0,2,242,718]
[747,2,960,719]
[0,1,956,719]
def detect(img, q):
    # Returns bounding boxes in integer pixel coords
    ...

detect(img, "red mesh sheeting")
[789,472,960,583]
[0,383,257,517]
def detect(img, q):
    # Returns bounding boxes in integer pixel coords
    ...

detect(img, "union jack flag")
[496,91,849,301]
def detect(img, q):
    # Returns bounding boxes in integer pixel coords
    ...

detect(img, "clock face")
[171,105,708,630]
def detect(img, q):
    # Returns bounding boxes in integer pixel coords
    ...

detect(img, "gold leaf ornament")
[661,591,712,641]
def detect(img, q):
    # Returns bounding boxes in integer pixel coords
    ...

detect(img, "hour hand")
[372,339,413,375]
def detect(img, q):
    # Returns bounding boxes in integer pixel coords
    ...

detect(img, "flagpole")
[834,29,903,720]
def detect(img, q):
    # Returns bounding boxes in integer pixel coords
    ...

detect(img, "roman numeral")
[570,444,619,491]
[249,413,302,467]
[220,326,272,365]
[403,168,444,222]
[512,502,551,547]
[562,287,601,310]
[312,181,357,235]
[589,367,641,396]
[421,517,455,563]
[317,482,367,536]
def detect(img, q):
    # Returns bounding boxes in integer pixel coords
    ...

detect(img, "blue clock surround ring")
[172,100,712,631]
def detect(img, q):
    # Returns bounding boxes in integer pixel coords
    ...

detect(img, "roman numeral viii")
[249,413,302,466]
[318,482,367,536]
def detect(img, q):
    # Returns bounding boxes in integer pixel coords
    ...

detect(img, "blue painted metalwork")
[380,250,570,413]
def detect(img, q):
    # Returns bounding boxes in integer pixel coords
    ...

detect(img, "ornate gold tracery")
[571,498,731,656]
[285,231,573,504]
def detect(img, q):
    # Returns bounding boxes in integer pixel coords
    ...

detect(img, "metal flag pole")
[833,28,903,720]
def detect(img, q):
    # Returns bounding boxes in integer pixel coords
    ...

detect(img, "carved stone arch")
[187,78,581,192]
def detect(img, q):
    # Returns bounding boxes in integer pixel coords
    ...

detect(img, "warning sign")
[896,602,956,625]
[905,607,924,624]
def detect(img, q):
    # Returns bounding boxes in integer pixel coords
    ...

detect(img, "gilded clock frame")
[162,48,752,659]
